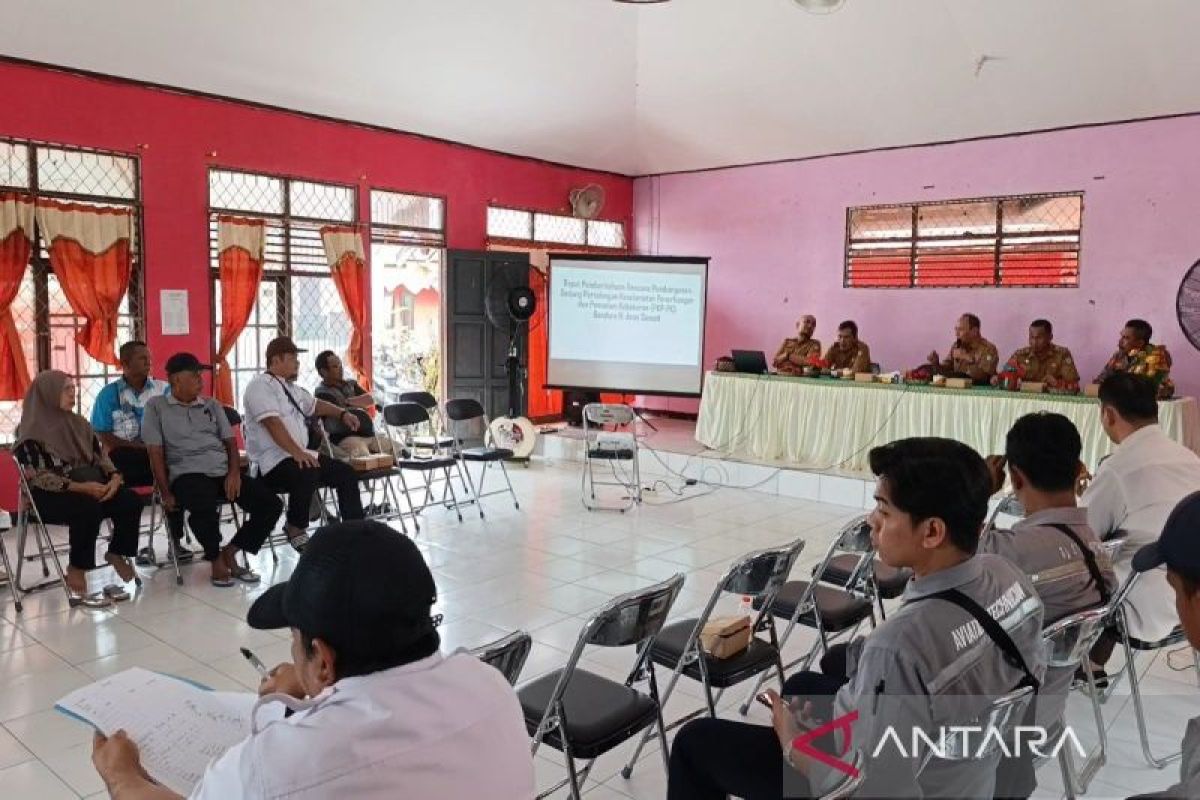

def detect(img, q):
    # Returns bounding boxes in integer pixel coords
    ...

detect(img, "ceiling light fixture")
[792,0,846,13]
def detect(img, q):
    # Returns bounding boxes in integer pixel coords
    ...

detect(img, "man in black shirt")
[313,351,394,462]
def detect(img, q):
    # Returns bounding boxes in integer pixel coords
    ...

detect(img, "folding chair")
[519,573,685,800]
[740,515,877,715]
[823,553,911,621]
[581,403,641,512]
[1,448,100,608]
[471,630,533,686]
[444,398,520,518]
[621,538,806,778]
[398,391,456,452]
[916,685,1036,774]
[984,492,1025,531]
[383,402,465,531]
[1097,569,1196,768]
[124,484,179,584]
[0,449,29,612]
[311,415,409,533]
[1040,606,1110,798]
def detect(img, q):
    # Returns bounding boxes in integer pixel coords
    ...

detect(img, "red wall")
[0,61,633,374]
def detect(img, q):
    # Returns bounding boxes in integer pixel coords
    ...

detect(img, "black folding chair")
[740,515,878,714]
[471,630,533,686]
[398,391,456,452]
[444,398,520,518]
[519,573,685,800]
[383,402,465,530]
[621,538,806,778]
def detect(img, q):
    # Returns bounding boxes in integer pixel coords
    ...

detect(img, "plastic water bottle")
[737,595,753,618]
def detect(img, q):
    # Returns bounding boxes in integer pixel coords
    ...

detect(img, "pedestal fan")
[1177,259,1200,352]
[485,261,540,459]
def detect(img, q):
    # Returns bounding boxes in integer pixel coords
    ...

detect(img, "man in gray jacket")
[668,437,1046,799]
[980,412,1115,727]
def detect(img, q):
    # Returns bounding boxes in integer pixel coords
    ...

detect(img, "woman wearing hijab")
[14,370,142,607]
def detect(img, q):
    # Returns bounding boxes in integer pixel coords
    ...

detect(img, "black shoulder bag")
[1046,522,1112,606]
[912,588,1040,800]
[269,374,325,451]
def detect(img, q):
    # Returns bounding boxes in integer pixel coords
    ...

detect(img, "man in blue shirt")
[91,340,190,563]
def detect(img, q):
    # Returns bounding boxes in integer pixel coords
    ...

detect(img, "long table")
[695,371,1200,474]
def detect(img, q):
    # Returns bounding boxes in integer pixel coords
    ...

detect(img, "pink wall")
[0,61,632,380]
[634,115,1200,412]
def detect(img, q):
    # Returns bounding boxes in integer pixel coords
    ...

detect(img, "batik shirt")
[1096,344,1174,399]
[823,340,872,373]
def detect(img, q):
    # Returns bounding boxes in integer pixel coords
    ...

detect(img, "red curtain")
[34,199,133,366]
[320,225,370,390]
[0,193,33,399]
[214,216,265,406]
[526,267,560,419]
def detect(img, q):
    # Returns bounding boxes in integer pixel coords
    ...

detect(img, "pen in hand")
[240,647,269,678]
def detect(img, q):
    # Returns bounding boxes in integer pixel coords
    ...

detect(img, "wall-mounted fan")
[570,184,606,220]
[485,261,542,458]
[1177,259,1200,351]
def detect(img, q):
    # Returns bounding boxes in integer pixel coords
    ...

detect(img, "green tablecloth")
[695,372,1200,474]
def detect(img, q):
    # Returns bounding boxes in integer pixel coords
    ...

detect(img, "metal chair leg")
[1123,631,1182,768]
[497,459,519,510]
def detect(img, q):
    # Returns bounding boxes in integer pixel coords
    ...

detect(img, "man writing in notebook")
[91,520,536,799]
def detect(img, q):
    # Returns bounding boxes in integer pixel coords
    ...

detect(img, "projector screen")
[547,254,709,396]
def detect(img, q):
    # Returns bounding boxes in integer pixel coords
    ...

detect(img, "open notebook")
[57,667,283,796]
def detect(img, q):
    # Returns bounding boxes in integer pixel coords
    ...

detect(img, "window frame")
[0,136,144,427]
[844,191,1084,289]
[486,203,627,252]
[208,167,358,398]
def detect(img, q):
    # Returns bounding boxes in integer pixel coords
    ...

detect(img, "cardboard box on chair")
[350,454,393,472]
[699,615,753,659]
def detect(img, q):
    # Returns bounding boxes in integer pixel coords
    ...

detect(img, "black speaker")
[564,391,600,426]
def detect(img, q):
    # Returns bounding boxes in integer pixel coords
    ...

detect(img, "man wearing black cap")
[143,354,282,586]
[92,521,536,799]
[1125,492,1200,799]
[243,336,365,550]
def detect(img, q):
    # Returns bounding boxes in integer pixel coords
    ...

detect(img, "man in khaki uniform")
[772,314,821,375]
[995,319,1080,393]
[927,313,998,385]
[823,320,872,373]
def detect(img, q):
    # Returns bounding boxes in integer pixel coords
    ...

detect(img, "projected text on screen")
[552,267,703,365]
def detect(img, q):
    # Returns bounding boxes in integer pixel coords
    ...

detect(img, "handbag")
[68,464,109,484]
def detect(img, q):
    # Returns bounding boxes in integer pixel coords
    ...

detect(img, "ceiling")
[4,0,1200,175]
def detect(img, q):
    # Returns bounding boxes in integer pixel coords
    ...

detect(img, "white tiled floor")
[0,454,1195,799]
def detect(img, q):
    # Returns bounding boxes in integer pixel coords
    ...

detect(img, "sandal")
[102,584,131,602]
[286,532,310,553]
[70,592,112,609]
[210,574,236,588]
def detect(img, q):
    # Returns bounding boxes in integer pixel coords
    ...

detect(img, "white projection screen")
[547,254,709,396]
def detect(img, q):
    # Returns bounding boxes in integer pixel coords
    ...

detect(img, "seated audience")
[1126,492,1200,800]
[994,319,1080,394]
[91,520,537,799]
[822,320,871,373]
[927,313,999,385]
[14,370,141,606]
[1083,373,1200,677]
[1095,318,1174,399]
[981,412,1114,725]
[143,353,283,586]
[312,350,394,461]
[243,337,364,550]
[90,340,190,562]
[668,437,1045,800]
[772,314,821,375]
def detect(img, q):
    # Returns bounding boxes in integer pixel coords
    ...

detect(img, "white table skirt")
[695,372,1200,475]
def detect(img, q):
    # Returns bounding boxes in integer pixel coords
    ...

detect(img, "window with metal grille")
[209,169,355,403]
[845,193,1082,288]
[369,189,445,404]
[486,205,626,250]
[0,137,143,439]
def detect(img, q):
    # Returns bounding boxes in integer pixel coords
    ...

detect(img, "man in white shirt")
[1083,373,1200,675]
[243,337,365,550]
[91,520,537,799]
